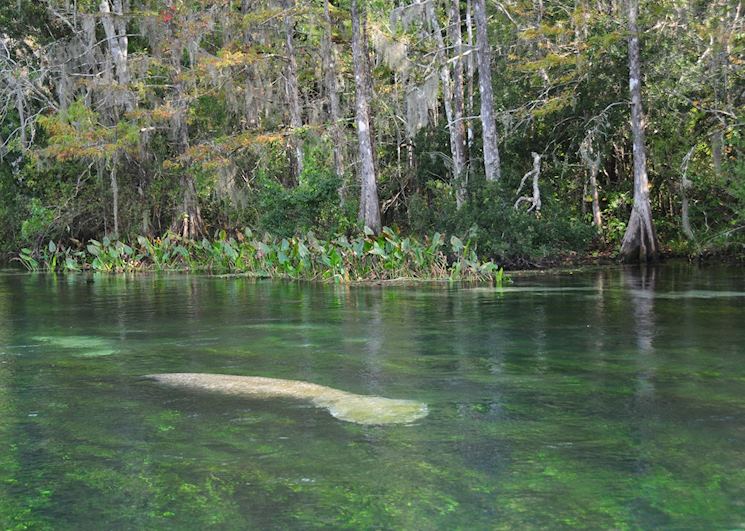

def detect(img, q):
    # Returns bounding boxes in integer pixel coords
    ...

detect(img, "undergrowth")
[15,227,507,284]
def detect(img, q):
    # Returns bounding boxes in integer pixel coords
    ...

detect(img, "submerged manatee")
[147,373,428,425]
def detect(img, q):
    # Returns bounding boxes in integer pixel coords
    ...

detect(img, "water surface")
[1,265,744,528]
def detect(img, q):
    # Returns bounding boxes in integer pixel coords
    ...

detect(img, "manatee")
[147,373,428,425]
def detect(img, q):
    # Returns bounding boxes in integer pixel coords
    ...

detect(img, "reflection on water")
[1,264,745,528]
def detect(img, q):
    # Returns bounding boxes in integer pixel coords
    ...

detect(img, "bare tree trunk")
[711,129,723,180]
[620,0,658,262]
[449,0,468,208]
[170,112,204,239]
[164,7,203,239]
[465,0,475,151]
[589,160,602,229]
[360,7,379,180]
[351,0,381,233]
[473,0,501,181]
[425,0,467,209]
[580,136,603,229]
[322,0,346,201]
[515,152,541,212]
[283,0,304,182]
[99,0,128,85]
[99,0,131,111]
[110,163,119,238]
[680,147,695,240]
[15,84,26,148]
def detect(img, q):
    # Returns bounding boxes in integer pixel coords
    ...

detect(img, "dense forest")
[0,0,743,267]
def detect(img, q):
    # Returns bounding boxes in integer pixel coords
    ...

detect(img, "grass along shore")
[15,227,507,283]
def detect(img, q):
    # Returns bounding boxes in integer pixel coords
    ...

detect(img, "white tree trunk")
[465,0,475,151]
[589,160,602,229]
[110,163,119,238]
[351,0,381,233]
[449,0,468,208]
[620,0,658,262]
[514,152,542,212]
[322,0,346,201]
[99,0,130,101]
[680,147,695,241]
[473,0,501,181]
[283,0,304,181]
[424,0,467,209]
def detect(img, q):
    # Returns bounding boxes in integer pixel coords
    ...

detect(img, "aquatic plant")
[34,335,117,357]
[15,228,508,283]
[147,373,429,425]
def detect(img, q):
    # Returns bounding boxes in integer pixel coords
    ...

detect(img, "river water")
[1,264,744,528]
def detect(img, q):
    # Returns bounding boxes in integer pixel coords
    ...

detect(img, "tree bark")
[680,147,695,241]
[424,0,467,209]
[473,0,501,181]
[589,159,602,229]
[322,0,346,200]
[283,0,304,182]
[164,3,204,239]
[514,152,541,212]
[351,0,381,233]
[465,0,475,151]
[580,137,603,229]
[110,163,119,238]
[99,0,128,85]
[449,0,468,208]
[99,0,131,111]
[619,0,658,262]
[711,129,723,180]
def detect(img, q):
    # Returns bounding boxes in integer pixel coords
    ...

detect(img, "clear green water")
[1,265,745,529]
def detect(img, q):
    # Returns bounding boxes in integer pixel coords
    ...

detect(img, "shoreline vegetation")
[14,227,507,283]
[2,1,742,271]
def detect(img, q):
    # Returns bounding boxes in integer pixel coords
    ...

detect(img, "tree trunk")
[360,7,379,180]
[283,0,304,182]
[110,163,119,238]
[351,0,381,233]
[680,147,695,241]
[99,0,131,110]
[322,0,346,201]
[711,129,723,180]
[619,0,658,262]
[449,0,468,208]
[465,0,475,151]
[581,138,603,229]
[473,0,501,181]
[514,152,542,213]
[425,0,467,209]
[589,159,603,229]
[166,8,204,239]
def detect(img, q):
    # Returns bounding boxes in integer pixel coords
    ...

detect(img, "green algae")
[33,335,117,357]
[2,266,745,528]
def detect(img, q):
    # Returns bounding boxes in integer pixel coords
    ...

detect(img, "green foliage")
[257,153,349,238]
[15,228,508,283]
[20,199,55,244]
[408,180,595,263]
[2,0,742,264]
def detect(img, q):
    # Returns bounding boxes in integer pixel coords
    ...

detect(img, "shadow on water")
[1,264,745,528]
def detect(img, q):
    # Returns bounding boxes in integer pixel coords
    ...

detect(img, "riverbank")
[12,228,506,283]
[9,228,745,284]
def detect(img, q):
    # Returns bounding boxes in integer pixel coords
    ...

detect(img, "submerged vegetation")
[16,228,506,283]
[3,267,745,528]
